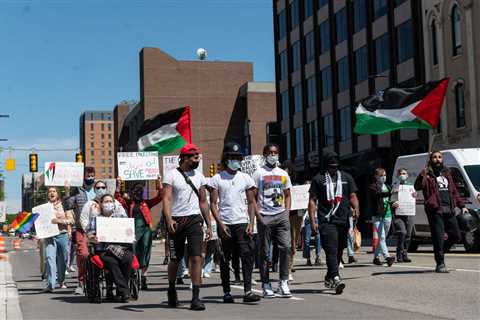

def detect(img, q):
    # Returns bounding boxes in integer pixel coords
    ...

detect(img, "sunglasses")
[95,186,107,190]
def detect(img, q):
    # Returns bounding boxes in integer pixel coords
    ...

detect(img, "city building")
[422,0,479,149]
[79,111,115,179]
[21,173,44,212]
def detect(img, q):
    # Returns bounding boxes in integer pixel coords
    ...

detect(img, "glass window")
[395,0,408,6]
[397,20,414,63]
[108,134,112,139]
[318,0,329,9]
[293,84,302,113]
[284,132,291,159]
[108,123,112,131]
[464,165,480,193]
[305,0,314,18]
[431,20,438,65]
[308,120,318,152]
[305,32,315,63]
[355,46,368,83]
[450,167,470,198]
[109,150,112,156]
[280,50,288,80]
[321,66,332,100]
[375,33,390,73]
[337,57,350,92]
[90,123,94,131]
[90,142,94,148]
[281,90,290,120]
[101,123,105,131]
[108,141,112,147]
[339,106,352,141]
[90,150,94,156]
[279,10,287,40]
[101,133,105,139]
[455,82,465,128]
[290,0,300,30]
[451,5,462,56]
[353,0,366,32]
[292,41,301,72]
[295,127,304,157]
[323,114,334,146]
[373,0,388,20]
[336,8,347,44]
[319,20,330,54]
[307,76,317,108]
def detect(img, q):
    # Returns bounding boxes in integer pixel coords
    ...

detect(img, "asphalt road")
[7,238,480,320]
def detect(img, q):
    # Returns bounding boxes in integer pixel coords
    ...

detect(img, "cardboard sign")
[241,155,265,177]
[396,184,416,216]
[290,184,311,210]
[96,217,135,243]
[162,154,203,177]
[118,152,160,181]
[32,203,60,239]
[44,162,84,187]
[0,201,6,223]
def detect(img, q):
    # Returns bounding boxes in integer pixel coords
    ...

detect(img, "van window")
[450,168,470,198]
[464,165,480,192]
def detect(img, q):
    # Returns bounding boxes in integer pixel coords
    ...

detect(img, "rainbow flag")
[11,212,39,233]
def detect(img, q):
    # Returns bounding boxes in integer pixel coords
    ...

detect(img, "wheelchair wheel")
[85,258,103,304]
[129,270,141,301]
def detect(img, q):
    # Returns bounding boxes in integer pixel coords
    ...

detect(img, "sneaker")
[176,278,185,285]
[271,263,278,273]
[105,289,115,302]
[243,291,261,303]
[190,299,206,311]
[68,266,76,272]
[162,256,170,265]
[74,284,83,295]
[141,276,148,290]
[314,257,322,266]
[291,267,296,273]
[167,287,180,307]
[332,276,345,295]
[223,292,235,303]
[435,264,449,273]
[385,256,395,267]
[373,257,383,266]
[288,274,294,282]
[348,256,357,264]
[306,258,312,266]
[59,283,67,289]
[277,280,292,298]
[182,270,190,278]
[402,251,412,263]
[65,270,69,275]
[251,279,258,285]
[396,253,404,263]
[203,272,211,279]
[40,287,54,293]
[214,265,220,273]
[339,262,344,269]
[262,283,275,298]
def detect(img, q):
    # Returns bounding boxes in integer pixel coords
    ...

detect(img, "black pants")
[319,223,347,279]
[426,211,461,266]
[102,251,133,296]
[220,223,255,294]
[394,216,414,254]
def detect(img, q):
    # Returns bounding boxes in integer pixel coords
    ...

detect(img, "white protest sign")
[396,184,416,216]
[162,154,203,177]
[0,201,6,223]
[118,152,160,181]
[290,184,311,210]
[96,217,135,243]
[44,162,84,187]
[32,203,60,239]
[241,155,265,177]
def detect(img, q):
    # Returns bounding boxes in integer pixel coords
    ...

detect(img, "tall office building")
[79,111,115,179]
[273,0,427,182]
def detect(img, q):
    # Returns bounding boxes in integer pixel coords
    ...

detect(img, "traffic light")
[209,163,216,177]
[75,151,83,163]
[29,153,38,173]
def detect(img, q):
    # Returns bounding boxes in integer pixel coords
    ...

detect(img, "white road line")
[230,285,304,301]
[392,264,480,273]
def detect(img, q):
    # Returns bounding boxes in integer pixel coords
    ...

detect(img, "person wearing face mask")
[115,175,163,290]
[368,168,395,267]
[79,181,111,232]
[308,153,359,295]
[253,143,293,299]
[208,142,261,304]
[415,151,467,273]
[390,168,415,263]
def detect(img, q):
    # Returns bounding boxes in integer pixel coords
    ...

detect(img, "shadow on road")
[291,288,336,295]
[371,270,434,276]
[115,302,191,312]
[51,296,90,304]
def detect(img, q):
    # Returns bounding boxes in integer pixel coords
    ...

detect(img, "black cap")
[223,142,243,156]
[325,152,340,167]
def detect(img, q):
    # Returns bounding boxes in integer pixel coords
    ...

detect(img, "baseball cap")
[222,142,243,156]
[180,143,201,155]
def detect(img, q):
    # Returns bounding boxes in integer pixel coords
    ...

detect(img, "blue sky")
[0,0,275,212]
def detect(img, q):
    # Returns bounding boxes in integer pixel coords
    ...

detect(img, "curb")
[0,257,23,320]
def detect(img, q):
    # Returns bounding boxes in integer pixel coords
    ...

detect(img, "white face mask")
[227,160,241,171]
[399,174,408,182]
[95,188,107,198]
[103,202,115,213]
[377,176,387,184]
[266,155,279,166]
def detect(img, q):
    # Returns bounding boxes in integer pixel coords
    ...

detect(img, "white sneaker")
[65,270,69,276]
[68,266,76,272]
[60,283,67,289]
[278,280,292,298]
[251,279,258,285]
[262,282,275,298]
[74,284,83,295]
[189,282,193,290]
[182,270,190,278]
[203,272,211,278]
[339,262,344,269]
[288,274,294,281]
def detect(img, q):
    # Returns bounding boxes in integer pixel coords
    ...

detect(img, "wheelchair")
[84,245,141,304]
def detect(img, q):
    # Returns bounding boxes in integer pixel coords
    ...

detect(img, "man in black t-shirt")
[308,153,359,294]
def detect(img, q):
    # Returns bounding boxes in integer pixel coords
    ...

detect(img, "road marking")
[392,264,480,273]
[230,285,304,301]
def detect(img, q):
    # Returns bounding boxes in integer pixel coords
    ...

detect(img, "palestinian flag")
[11,212,39,233]
[137,106,192,154]
[354,78,449,135]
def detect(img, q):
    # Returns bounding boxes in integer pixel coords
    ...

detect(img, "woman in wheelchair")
[86,194,134,302]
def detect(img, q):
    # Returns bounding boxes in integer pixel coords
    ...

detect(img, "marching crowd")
[35,141,469,311]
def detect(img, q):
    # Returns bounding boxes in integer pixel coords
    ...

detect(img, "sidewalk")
[0,255,23,320]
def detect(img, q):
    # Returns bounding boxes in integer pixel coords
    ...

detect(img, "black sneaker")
[306,259,312,266]
[373,257,383,265]
[120,294,130,303]
[402,251,412,263]
[386,257,395,267]
[223,293,235,303]
[348,256,357,264]
[396,253,404,263]
[168,288,180,308]
[243,291,261,303]
[141,276,148,290]
[162,256,170,265]
[271,263,278,273]
[435,264,449,273]
[176,278,185,285]
[105,289,115,302]
[314,257,322,266]
[190,299,206,311]
[332,276,345,295]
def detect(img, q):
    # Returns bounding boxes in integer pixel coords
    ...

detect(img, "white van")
[393,148,480,252]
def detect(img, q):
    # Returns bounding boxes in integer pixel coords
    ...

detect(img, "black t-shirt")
[436,175,451,207]
[309,170,358,225]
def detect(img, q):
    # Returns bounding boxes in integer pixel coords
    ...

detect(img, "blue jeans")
[373,216,392,259]
[45,233,69,289]
[347,216,355,257]
[302,219,321,259]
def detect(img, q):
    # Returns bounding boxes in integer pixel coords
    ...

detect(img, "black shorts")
[168,214,204,260]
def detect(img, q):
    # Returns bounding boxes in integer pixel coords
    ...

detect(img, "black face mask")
[190,161,200,170]
[133,190,143,200]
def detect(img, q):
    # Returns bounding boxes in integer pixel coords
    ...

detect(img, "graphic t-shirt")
[381,184,392,219]
[163,168,207,217]
[208,171,255,225]
[436,175,450,207]
[253,165,292,216]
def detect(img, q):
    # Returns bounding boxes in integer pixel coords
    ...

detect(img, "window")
[321,66,332,100]
[451,5,462,56]
[339,107,352,141]
[293,84,302,113]
[280,50,288,80]
[335,8,347,44]
[397,20,414,63]
[374,0,387,19]
[90,150,94,156]
[290,0,300,30]
[355,46,368,83]
[101,159,105,164]
[464,165,480,194]
[451,167,470,198]
[305,32,315,63]
[101,150,105,156]
[319,20,330,54]
[292,41,301,72]
[395,0,408,6]
[308,120,318,152]
[109,150,112,156]
[337,57,350,92]
[323,114,334,146]
[101,123,105,131]
[108,123,112,131]
[353,0,366,32]
[108,134,112,139]
[278,10,287,40]
[431,20,438,65]
[108,141,112,147]
[284,132,291,159]
[306,76,317,108]
[281,91,290,120]
[90,142,94,148]
[295,127,304,157]
[90,123,94,131]
[455,82,465,128]
[101,133,105,139]
[375,33,390,73]
[318,0,328,9]
[305,0,314,18]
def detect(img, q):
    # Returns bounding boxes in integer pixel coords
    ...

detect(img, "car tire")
[463,229,480,253]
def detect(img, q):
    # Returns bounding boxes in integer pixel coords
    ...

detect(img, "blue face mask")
[227,160,241,171]
[377,176,387,184]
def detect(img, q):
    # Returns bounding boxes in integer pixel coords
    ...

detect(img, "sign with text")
[118,152,160,181]
[96,217,135,243]
[241,155,265,177]
[32,203,60,239]
[162,154,203,177]
[0,201,6,223]
[396,185,416,216]
[290,184,311,211]
[44,162,84,187]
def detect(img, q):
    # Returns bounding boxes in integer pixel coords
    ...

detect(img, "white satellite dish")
[196,48,207,60]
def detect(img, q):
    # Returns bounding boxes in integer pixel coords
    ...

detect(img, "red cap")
[180,143,201,155]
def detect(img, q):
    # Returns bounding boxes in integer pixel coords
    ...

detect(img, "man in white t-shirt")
[163,143,212,311]
[209,142,261,304]
[253,143,292,298]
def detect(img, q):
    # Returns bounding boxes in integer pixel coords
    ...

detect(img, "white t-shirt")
[253,165,292,216]
[163,168,207,217]
[208,171,255,225]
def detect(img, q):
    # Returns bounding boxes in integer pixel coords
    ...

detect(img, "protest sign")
[32,203,60,239]
[396,184,416,216]
[290,184,310,210]
[241,155,264,177]
[96,217,135,243]
[162,154,203,176]
[118,152,160,181]
[44,162,84,187]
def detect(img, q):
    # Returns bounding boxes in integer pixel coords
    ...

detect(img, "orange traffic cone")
[13,239,21,250]
[0,236,6,253]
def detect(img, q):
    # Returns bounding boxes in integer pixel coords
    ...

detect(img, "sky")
[0,0,275,213]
